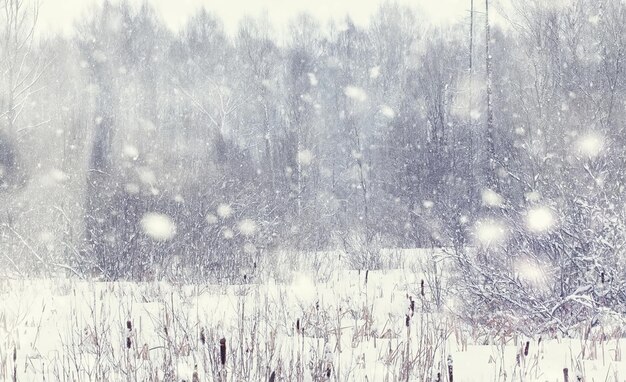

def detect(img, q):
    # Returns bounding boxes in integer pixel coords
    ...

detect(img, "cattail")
[200,328,206,345]
[326,367,331,378]
[219,338,226,366]
[409,296,415,316]
[447,355,453,382]
[164,326,169,336]
[315,301,319,311]
[365,269,369,285]
[296,319,300,333]
[192,365,200,382]
[600,271,605,284]
[268,371,276,382]
[140,343,150,360]
[420,279,425,297]
[563,368,569,382]
[12,346,17,382]
[405,314,410,327]
[524,341,530,356]
[127,320,133,331]
[126,336,132,349]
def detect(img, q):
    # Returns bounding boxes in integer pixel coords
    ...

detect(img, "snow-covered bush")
[454,155,626,336]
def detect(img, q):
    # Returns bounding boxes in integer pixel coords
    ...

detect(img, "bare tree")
[484,0,497,190]
[0,0,49,276]
[0,0,46,191]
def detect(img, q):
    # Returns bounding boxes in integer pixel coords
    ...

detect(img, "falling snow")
[474,219,507,246]
[140,213,177,241]
[577,132,604,158]
[344,85,368,102]
[380,104,395,118]
[526,206,556,233]
[369,66,381,79]
[481,188,504,207]
[3,0,626,380]
[217,203,232,218]
[296,149,313,166]
[206,213,218,225]
[238,218,257,236]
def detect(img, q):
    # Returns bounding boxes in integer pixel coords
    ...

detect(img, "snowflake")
[141,213,176,241]
[206,214,218,225]
[217,204,232,218]
[238,219,257,236]
[577,132,603,158]
[481,189,504,207]
[297,149,313,166]
[380,105,395,118]
[344,86,367,102]
[369,66,381,79]
[474,219,507,246]
[526,206,555,233]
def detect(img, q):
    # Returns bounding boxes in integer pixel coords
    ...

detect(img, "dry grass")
[0,254,624,381]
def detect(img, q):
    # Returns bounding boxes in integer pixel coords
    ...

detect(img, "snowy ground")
[0,252,625,381]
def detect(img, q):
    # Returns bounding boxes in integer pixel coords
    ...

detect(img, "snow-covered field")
[0,253,625,381]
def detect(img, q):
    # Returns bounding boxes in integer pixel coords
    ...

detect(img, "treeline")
[0,0,625,303]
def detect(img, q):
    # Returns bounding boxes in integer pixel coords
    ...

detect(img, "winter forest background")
[1,0,626,335]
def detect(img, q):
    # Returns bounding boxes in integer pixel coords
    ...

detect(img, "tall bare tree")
[0,0,46,191]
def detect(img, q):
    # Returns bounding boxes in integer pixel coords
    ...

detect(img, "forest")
[1,0,626,339]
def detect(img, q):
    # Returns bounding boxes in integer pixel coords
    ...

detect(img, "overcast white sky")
[38,0,474,35]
